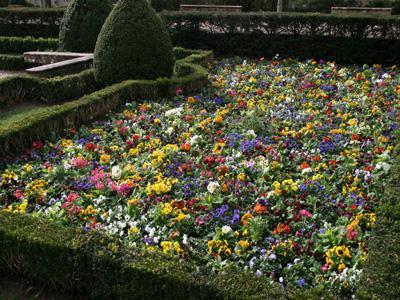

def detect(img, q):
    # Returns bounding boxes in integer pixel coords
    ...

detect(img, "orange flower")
[181,143,191,152]
[300,162,310,170]
[187,96,196,103]
[241,212,254,225]
[254,203,267,215]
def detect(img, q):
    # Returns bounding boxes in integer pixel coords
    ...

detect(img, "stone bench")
[23,52,93,77]
[331,7,392,16]
[180,4,242,13]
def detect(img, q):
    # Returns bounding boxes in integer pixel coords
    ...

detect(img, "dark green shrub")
[0,7,64,37]
[0,0,8,8]
[162,11,400,65]
[59,0,112,53]
[94,0,175,85]
[0,36,58,54]
[291,0,359,13]
[151,0,180,11]
[8,0,25,5]
[0,54,30,70]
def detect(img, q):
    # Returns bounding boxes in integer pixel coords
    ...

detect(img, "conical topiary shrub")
[59,0,112,53]
[93,0,175,85]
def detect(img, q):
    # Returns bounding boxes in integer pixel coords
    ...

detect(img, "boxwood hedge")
[0,69,99,108]
[0,36,58,54]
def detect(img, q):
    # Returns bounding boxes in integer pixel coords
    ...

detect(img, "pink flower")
[300,209,312,218]
[322,265,328,272]
[14,189,24,200]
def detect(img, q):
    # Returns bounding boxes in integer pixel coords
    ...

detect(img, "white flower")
[111,166,122,179]
[165,127,174,135]
[182,234,188,245]
[165,107,183,117]
[190,135,200,145]
[246,129,256,138]
[207,181,220,194]
[221,225,232,234]
[376,161,390,174]
[301,167,312,174]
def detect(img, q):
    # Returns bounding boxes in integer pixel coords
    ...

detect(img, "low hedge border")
[0,54,29,70]
[356,137,400,299]
[0,36,58,54]
[0,48,213,157]
[0,69,99,108]
[0,212,334,299]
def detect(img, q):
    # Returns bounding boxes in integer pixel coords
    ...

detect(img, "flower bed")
[1,57,399,297]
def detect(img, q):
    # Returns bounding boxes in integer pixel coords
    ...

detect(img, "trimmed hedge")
[0,48,212,157]
[161,11,400,65]
[0,54,28,70]
[94,0,175,84]
[0,212,334,299]
[0,36,58,54]
[0,69,99,108]
[59,0,112,52]
[356,137,400,298]
[0,7,64,37]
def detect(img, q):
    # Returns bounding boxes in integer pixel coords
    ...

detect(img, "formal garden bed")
[1,56,399,298]
[0,0,399,299]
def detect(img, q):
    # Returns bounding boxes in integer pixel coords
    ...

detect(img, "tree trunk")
[277,0,283,13]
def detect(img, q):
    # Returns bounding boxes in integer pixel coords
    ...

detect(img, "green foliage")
[0,7,64,37]
[0,36,58,54]
[59,0,112,53]
[0,49,212,157]
[0,69,99,108]
[0,208,335,299]
[291,0,359,13]
[356,142,400,298]
[162,11,400,65]
[0,0,8,8]
[94,0,175,85]
[356,219,400,299]
[0,54,27,70]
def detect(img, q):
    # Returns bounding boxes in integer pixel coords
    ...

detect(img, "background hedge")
[162,11,400,65]
[0,36,58,54]
[1,8,399,64]
[0,7,63,37]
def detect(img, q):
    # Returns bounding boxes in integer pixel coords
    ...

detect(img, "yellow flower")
[338,263,346,272]
[173,213,188,223]
[61,139,74,149]
[23,164,33,173]
[237,173,246,181]
[214,115,223,124]
[348,118,357,126]
[213,142,225,154]
[128,226,140,235]
[100,154,110,165]
[187,96,196,103]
